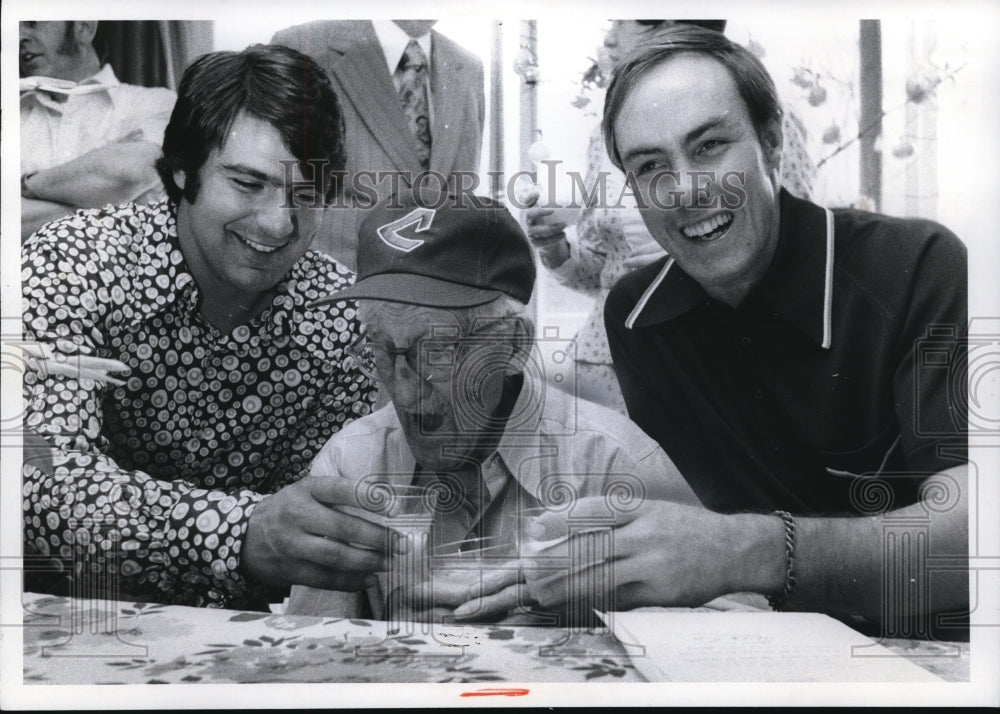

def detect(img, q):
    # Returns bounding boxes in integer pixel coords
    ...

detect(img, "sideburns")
[57,22,78,56]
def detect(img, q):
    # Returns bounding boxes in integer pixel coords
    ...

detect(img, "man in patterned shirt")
[22,45,383,609]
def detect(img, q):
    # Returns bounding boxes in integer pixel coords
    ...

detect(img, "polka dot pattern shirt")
[21,200,377,608]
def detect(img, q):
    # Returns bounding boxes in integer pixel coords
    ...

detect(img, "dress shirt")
[20,64,176,201]
[371,20,434,122]
[296,374,687,617]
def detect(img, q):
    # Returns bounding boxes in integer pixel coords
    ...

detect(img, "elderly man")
[22,44,378,609]
[531,25,968,636]
[288,190,700,622]
[19,21,177,238]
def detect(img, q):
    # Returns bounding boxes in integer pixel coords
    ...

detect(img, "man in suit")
[272,20,485,269]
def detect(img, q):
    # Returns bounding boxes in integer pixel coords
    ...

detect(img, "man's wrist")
[725,513,788,596]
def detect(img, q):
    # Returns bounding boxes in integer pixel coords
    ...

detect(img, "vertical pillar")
[489,20,505,203]
[859,20,883,211]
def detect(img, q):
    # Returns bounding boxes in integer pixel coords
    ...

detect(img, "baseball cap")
[311,189,536,308]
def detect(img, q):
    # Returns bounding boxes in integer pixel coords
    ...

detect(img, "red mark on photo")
[459,687,530,697]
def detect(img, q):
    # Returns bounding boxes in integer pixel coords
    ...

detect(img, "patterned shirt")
[22,199,377,608]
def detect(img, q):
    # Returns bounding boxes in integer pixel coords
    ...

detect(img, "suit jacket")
[272,20,486,267]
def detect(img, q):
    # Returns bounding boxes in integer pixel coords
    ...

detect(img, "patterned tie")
[395,40,432,170]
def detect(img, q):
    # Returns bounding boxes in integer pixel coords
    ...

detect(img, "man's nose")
[672,165,722,211]
[387,355,430,409]
[254,198,295,239]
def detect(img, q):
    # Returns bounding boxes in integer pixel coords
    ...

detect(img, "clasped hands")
[245,481,740,624]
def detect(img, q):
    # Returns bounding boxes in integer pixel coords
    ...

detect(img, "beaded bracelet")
[767,510,797,611]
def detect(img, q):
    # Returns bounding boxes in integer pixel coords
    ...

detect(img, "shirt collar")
[624,189,836,349]
[21,64,120,103]
[80,63,121,89]
[370,20,432,75]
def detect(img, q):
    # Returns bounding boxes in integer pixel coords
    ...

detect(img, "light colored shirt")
[290,375,690,617]
[20,63,176,201]
[371,20,434,122]
[371,20,433,80]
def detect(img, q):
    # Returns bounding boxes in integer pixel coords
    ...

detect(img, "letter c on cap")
[377,207,435,252]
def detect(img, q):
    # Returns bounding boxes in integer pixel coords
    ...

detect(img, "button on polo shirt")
[605,190,967,515]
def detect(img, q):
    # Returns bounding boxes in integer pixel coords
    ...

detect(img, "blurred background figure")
[272,20,485,269]
[526,20,816,413]
[19,21,177,239]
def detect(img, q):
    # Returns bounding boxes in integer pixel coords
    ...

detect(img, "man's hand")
[522,497,784,612]
[522,185,573,268]
[241,475,394,592]
[389,565,527,623]
[15,340,130,386]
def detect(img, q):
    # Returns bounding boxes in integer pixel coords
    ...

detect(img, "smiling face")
[614,53,783,306]
[19,21,91,80]
[174,112,322,310]
[359,302,516,473]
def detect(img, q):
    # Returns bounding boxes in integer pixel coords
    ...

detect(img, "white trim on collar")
[625,257,675,330]
[624,208,836,345]
[821,207,835,350]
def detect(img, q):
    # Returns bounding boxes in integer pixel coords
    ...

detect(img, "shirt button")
[741,336,752,348]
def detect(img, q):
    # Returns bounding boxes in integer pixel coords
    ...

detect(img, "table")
[19,592,969,684]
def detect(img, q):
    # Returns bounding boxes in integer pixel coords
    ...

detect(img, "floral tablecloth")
[20,593,968,684]
[21,592,639,684]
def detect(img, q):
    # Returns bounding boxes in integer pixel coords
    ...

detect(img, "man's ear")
[76,21,98,46]
[503,316,535,376]
[759,116,784,175]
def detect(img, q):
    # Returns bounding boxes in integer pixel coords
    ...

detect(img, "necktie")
[395,40,432,170]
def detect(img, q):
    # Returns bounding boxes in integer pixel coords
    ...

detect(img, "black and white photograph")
[2,0,998,708]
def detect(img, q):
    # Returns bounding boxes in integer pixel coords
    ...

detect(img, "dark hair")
[156,44,345,204]
[635,19,728,33]
[602,24,781,170]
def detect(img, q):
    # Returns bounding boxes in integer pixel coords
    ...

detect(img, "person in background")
[525,19,815,413]
[291,189,699,623]
[19,21,177,238]
[529,25,967,637]
[271,20,485,270]
[22,44,379,609]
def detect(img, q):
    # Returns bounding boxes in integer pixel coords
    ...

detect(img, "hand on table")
[524,497,754,612]
[242,476,395,592]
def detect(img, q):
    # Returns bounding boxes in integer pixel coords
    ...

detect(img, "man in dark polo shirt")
[528,25,968,636]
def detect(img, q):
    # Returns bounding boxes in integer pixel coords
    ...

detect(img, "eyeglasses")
[347,319,517,385]
[347,337,459,384]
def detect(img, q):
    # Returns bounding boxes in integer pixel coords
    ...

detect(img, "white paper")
[599,610,942,682]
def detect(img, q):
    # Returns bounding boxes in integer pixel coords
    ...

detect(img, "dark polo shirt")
[605,190,967,515]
